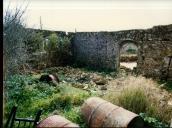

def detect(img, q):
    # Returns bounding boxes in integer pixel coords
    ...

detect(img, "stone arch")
[119,40,138,49]
[117,40,139,69]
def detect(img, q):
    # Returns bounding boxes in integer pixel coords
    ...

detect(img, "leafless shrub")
[3,0,31,78]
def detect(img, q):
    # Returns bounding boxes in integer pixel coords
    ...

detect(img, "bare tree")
[3,0,31,78]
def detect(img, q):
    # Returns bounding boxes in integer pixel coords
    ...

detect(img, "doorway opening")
[119,41,138,70]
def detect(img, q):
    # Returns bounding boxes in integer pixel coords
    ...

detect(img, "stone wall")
[29,25,172,79]
[72,32,117,70]
[72,24,172,79]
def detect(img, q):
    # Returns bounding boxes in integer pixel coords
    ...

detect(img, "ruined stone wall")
[73,32,117,70]
[72,24,172,79]
[29,25,172,79]
[140,25,172,79]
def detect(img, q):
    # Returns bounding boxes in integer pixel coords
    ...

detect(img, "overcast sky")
[3,0,172,32]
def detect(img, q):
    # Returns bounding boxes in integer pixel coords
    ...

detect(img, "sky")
[3,0,172,32]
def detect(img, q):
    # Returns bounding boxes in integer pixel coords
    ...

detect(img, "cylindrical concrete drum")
[81,97,144,128]
[37,115,79,127]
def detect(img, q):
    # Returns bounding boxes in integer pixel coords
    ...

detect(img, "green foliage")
[4,74,91,128]
[103,86,171,126]
[27,32,44,53]
[126,48,137,54]
[117,87,149,114]
[43,33,72,66]
[4,74,61,118]
[49,94,72,111]
[45,33,71,53]
[5,75,30,105]
[63,107,87,128]
[45,33,58,51]
[139,113,168,128]
[58,36,71,56]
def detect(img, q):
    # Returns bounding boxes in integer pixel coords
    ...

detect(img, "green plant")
[49,94,72,111]
[44,33,72,66]
[45,33,58,51]
[117,87,149,114]
[4,73,93,128]
[63,107,87,128]
[140,113,169,128]
[126,48,137,54]
[103,84,172,125]
[4,74,61,118]
[27,32,44,53]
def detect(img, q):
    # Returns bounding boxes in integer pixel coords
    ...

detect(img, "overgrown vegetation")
[139,113,169,127]
[3,6,32,77]
[3,2,73,77]
[4,66,172,127]
[45,33,73,66]
[4,73,93,127]
[27,32,44,53]
[103,83,172,127]
[3,2,172,128]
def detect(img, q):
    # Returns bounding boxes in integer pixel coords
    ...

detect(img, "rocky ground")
[22,65,172,126]
[34,66,172,109]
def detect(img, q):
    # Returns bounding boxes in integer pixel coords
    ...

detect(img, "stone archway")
[118,40,139,70]
[72,25,172,78]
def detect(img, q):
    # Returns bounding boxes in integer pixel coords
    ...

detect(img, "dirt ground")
[120,62,137,70]
[40,66,172,109]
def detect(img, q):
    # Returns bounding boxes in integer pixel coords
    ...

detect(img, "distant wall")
[72,32,117,70]
[72,25,172,79]
[29,25,172,79]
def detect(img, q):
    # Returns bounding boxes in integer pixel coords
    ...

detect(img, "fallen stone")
[168,99,172,106]
[95,79,107,85]
[92,74,107,85]
[100,86,107,90]
[83,85,89,90]
[71,83,85,89]
[159,84,165,88]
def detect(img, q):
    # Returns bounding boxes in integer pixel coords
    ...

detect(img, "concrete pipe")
[81,97,144,128]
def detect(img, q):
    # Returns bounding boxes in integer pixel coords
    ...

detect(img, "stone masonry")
[72,24,172,79]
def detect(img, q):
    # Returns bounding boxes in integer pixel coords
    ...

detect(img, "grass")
[3,74,94,127]
[63,107,88,128]
[103,76,172,126]
[117,87,149,114]
[103,86,151,115]
[4,68,172,127]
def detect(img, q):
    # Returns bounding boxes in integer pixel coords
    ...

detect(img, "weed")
[140,113,169,128]
[63,107,88,128]
[117,87,149,114]
[103,83,171,126]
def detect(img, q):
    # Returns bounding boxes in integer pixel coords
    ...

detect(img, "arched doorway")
[119,40,138,70]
